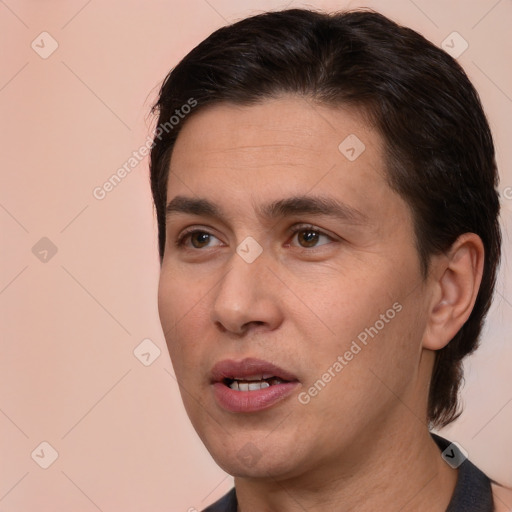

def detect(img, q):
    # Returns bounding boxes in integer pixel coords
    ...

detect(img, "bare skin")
[158,96,488,511]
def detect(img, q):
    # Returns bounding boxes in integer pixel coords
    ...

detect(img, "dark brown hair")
[149,9,501,428]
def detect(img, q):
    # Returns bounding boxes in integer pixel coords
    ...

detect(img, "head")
[151,9,500,477]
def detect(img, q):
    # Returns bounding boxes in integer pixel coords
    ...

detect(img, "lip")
[210,357,300,413]
[211,357,299,383]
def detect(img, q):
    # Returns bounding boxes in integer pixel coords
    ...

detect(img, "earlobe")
[423,233,485,351]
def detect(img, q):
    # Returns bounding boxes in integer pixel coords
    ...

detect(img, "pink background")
[1,0,511,510]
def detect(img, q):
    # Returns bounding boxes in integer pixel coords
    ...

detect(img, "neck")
[234,421,458,512]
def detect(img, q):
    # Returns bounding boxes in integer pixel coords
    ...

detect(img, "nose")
[210,249,284,336]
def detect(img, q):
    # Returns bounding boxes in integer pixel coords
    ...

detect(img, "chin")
[207,439,303,479]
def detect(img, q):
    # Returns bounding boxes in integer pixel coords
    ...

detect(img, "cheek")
[304,274,396,348]
[298,260,422,382]
[157,272,177,343]
[325,290,426,402]
[157,267,203,367]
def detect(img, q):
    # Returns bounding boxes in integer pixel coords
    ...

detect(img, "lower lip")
[212,381,300,413]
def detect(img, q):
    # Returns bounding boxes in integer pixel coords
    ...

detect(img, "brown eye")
[176,230,222,249]
[290,225,333,249]
[190,232,211,248]
[297,230,320,248]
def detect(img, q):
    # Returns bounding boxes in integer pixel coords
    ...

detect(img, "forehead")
[166,96,406,227]
[170,96,383,174]
[171,96,380,167]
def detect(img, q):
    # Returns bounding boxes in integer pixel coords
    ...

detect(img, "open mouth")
[211,357,300,412]
[223,375,289,391]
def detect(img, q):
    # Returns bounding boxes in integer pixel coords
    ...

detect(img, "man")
[150,8,509,511]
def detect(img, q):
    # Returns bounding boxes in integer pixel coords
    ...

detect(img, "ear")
[423,233,485,351]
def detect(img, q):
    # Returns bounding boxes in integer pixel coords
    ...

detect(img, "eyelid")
[287,223,337,238]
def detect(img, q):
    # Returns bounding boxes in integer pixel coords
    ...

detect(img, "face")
[158,96,434,481]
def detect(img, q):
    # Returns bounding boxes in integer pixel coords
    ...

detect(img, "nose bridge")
[211,243,280,334]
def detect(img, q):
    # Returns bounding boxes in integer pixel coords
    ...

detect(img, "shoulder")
[492,482,512,511]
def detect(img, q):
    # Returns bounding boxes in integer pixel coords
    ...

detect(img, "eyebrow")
[165,194,368,225]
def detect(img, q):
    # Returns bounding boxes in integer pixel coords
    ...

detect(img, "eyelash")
[174,224,334,250]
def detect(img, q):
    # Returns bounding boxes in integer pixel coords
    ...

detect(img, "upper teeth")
[228,376,284,391]
[230,380,270,391]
